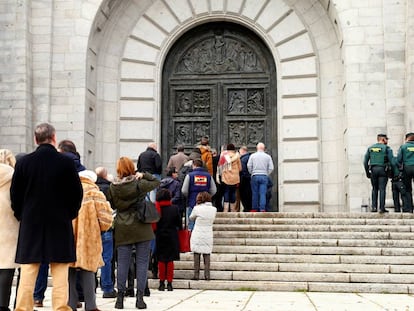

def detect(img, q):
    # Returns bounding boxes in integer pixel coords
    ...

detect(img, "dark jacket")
[107,173,160,247]
[240,153,251,179]
[155,201,181,262]
[159,177,183,211]
[137,147,162,175]
[96,176,111,198]
[10,144,83,263]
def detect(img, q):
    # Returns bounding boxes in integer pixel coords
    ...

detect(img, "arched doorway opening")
[161,22,278,210]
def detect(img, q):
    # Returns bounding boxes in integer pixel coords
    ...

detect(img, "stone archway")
[89,0,343,212]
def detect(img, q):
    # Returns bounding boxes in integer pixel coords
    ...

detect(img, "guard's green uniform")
[363,142,393,212]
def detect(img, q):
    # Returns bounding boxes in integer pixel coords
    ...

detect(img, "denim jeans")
[33,262,48,301]
[223,184,237,203]
[146,174,161,203]
[100,230,114,293]
[117,241,151,293]
[251,175,269,212]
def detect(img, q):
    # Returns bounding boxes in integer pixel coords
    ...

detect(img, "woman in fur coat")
[68,170,113,311]
[0,149,18,311]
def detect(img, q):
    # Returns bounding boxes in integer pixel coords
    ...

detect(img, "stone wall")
[1,0,413,212]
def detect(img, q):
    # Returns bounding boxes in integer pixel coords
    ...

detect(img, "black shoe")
[394,208,401,213]
[144,286,150,297]
[167,282,173,291]
[103,290,117,298]
[379,209,389,213]
[158,280,165,291]
[371,208,377,212]
[125,288,135,297]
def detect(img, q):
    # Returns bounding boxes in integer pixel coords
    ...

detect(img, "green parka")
[107,173,160,247]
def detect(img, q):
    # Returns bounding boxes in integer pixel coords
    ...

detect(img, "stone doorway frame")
[88,0,343,212]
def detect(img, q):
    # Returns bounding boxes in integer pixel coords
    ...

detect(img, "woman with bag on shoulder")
[189,192,217,281]
[154,189,181,292]
[107,157,160,310]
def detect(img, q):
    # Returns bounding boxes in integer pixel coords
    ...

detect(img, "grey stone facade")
[1,0,413,212]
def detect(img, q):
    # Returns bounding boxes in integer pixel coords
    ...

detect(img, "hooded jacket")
[107,173,160,247]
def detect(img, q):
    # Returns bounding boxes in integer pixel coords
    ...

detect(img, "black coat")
[10,144,83,263]
[137,147,162,175]
[156,203,181,262]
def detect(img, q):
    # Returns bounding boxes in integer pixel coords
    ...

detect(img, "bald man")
[247,142,274,212]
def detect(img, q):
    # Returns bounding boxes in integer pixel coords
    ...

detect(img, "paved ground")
[10,286,414,311]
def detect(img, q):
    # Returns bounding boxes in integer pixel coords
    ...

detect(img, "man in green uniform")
[363,134,393,213]
[396,132,414,213]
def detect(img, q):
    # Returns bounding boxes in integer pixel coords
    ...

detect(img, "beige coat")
[218,151,242,185]
[70,176,113,272]
[0,163,19,268]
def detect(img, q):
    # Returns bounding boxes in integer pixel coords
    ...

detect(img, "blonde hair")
[0,149,16,168]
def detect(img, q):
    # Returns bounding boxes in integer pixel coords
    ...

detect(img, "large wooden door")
[162,22,278,209]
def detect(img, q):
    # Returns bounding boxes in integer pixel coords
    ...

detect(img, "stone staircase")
[151,212,414,293]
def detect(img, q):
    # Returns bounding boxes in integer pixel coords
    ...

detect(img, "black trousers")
[0,269,15,309]
[402,165,414,212]
[370,166,388,211]
[239,176,252,212]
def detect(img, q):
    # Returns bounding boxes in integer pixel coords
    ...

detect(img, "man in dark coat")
[10,123,83,311]
[137,143,162,202]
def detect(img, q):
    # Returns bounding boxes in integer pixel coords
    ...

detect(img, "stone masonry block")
[283,183,320,203]
[189,0,208,15]
[131,17,165,47]
[123,38,159,63]
[256,0,291,31]
[281,97,318,117]
[283,162,319,181]
[282,141,319,160]
[282,77,317,96]
[282,118,318,139]
[120,81,155,98]
[121,61,155,80]
[280,56,317,77]
[241,0,267,20]
[120,120,154,140]
[145,1,179,33]
[165,0,193,22]
[268,12,305,45]
[210,0,224,12]
[119,100,154,119]
[277,33,314,60]
[226,0,243,14]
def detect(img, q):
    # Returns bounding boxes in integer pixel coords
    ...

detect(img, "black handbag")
[136,200,160,223]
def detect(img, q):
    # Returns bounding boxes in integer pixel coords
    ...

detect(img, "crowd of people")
[364,132,414,213]
[0,123,275,311]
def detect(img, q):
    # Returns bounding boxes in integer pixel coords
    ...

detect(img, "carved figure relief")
[194,122,210,143]
[174,90,211,114]
[247,89,265,113]
[229,122,246,146]
[176,91,192,113]
[175,123,192,146]
[247,122,264,144]
[228,90,246,114]
[177,30,263,74]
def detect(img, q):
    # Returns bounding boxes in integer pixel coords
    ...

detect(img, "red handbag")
[178,228,191,253]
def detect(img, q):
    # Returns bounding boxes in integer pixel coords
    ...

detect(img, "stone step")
[147,279,414,294]
[171,213,414,293]
[213,224,413,232]
[214,237,414,247]
[178,253,414,264]
[211,245,414,256]
[173,261,414,274]
[214,231,414,240]
[214,217,414,226]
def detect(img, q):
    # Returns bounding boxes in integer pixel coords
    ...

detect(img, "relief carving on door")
[177,30,262,74]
